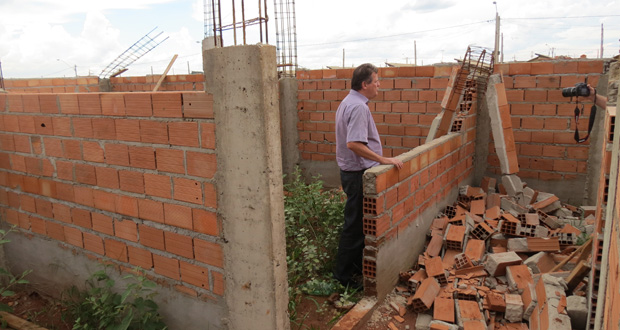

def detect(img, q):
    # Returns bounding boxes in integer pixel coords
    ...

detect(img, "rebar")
[274,0,297,76]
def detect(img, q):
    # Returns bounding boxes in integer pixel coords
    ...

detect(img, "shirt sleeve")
[345,104,369,144]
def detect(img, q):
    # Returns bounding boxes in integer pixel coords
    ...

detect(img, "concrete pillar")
[584,73,608,205]
[279,77,300,183]
[203,44,289,330]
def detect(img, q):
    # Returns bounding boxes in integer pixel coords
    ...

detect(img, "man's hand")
[380,157,403,169]
[347,141,404,169]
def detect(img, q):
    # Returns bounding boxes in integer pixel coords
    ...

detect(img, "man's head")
[352,63,380,99]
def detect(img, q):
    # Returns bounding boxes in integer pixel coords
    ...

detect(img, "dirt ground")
[0,288,72,330]
[1,286,415,330]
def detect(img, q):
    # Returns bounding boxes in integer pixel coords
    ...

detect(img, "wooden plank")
[566,260,591,292]
[549,237,592,273]
[0,311,48,330]
[152,54,178,92]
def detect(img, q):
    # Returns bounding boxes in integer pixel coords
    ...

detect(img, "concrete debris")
[386,181,593,330]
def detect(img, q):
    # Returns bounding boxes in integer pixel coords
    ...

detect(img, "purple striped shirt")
[335,90,382,171]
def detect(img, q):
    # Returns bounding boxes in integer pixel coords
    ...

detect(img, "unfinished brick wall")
[490,60,607,181]
[3,74,205,93]
[0,91,222,300]
[361,126,475,298]
[296,65,456,160]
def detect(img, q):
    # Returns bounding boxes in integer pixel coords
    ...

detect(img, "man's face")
[363,72,380,99]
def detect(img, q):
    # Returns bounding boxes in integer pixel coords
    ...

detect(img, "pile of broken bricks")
[385,176,594,330]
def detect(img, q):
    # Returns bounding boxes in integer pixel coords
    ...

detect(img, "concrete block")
[429,320,459,330]
[415,313,433,330]
[507,238,528,252]
[534,226,549,238]
[554,207,573,218]
[525,252,556,274]
[505,293,524,323]
[521,283,537,320]
[501,174,523,197]
[567,295,588,330]
[546,297,572,330]
[522,187,537,206]
[426,112,443,143]
[485,251,522,276]
[541,200,562,214]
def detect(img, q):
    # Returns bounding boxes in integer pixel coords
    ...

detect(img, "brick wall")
[490,60,607,181]
[0,91,223,300]
[296,65,456,160]
[3,74,205,93]
[360,125,475,298]
[295,60,609,188]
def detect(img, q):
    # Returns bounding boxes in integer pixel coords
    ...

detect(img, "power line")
[504,14,620,20]
[299,20,490,47]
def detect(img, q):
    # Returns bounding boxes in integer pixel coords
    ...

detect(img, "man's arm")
[347,141,403,169]
[584,85,607,109]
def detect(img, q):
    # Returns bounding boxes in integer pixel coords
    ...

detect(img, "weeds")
[284,167,361,328]
[0,227,31,317]
[63,268,167,330]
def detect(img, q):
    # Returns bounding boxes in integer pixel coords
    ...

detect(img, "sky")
[0,0,618,79]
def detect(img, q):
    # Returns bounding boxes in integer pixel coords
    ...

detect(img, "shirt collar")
[349,89,369,104]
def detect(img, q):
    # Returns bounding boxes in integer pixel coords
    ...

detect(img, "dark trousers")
[333,169,365,284]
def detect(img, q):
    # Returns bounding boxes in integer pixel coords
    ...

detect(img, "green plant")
[0,227,31,314]
[63,268,167,330]
[284,167,347,326]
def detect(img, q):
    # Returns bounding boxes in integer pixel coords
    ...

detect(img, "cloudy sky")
[0,0,618,78]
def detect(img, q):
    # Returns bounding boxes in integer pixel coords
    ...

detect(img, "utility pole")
[342,49,345,68]
[414,40,417,66]
[501,33,504,63]
[600,23,604,58]
[493,2,500,64]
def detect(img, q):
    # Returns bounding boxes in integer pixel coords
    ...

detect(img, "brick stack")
[383,180,594,329]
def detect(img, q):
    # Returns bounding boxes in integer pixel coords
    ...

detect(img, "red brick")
[194,238,223,267]
[105,143,130,166]
[165,231,194,259]
[124,93,153,117]
[128,146,156,169]
[118,170,144,194]
[114,219,138,242]
[92,189,116,212]
[153,254,180,280]
[155,148,185,174]
[578,60,603,74]
[164,203,193,229]
[77,94,101,115]
[509,63,532,75]
[144,173,171,198]
[104,238,128,262]
[212,271,224,295]
[554,61,578,74]
[116,195,138,217]
[83,232,105,255]
[91,118,116,140]
[72,117,93,138]
[531,62,554,75]
[46,221,65,241]
[186,151,216,178]
[52,203,71,223]
[505,90,524,102]
[58,94,79,114]
[153,93,183,118]
[173,178,202,205]
[138,199,165,223]
[82,141,104,163]
[179,261,209,289]
[101,93,126,116]
[524,90,547,102]
[115,119,141,142]
[193,209,218,236]
[52,117,72,136]
[140,120,168,144]
[75,163,97,185]
[128,246,153,269]
[139,224,165,250]
[95,167,119,189]
[71,208,92,228]
[64,226,84,247]
[204,183,217,209]
[34,116,54,135]
[544,118,569,130]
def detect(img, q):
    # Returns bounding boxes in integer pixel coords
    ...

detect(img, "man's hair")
[351,63,378,91]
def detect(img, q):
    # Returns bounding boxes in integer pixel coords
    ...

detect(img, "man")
[333,63,403,288]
